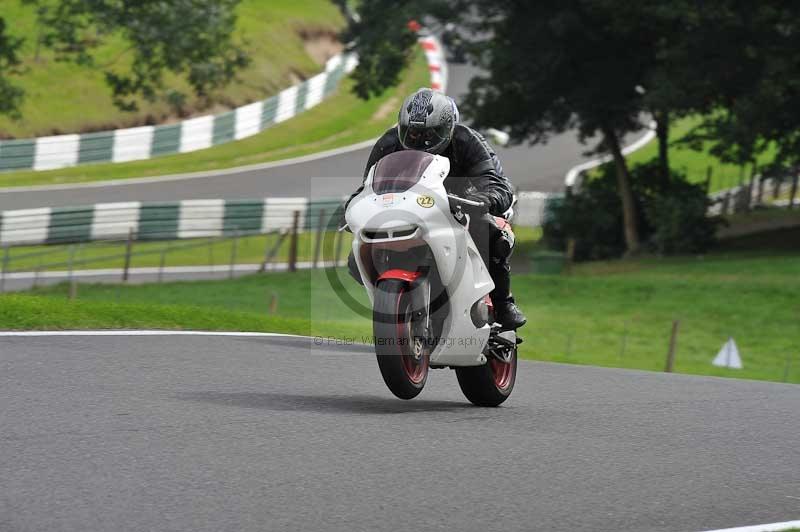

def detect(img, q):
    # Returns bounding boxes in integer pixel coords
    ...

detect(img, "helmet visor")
[398,123,450,153]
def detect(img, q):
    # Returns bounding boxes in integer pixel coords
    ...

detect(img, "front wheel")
[455,347,517,407]
[373,279,429,400]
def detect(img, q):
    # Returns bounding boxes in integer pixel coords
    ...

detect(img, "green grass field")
[0,50,429,188]
[0,0,345,138]
[6,248,799,385]
[627,116,777,192]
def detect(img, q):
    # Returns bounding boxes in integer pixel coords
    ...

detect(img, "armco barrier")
[0,33,447,173]
[0,197,347,246]
[514,192,561,228]
[0,54,357,172]
[0,192,554,248]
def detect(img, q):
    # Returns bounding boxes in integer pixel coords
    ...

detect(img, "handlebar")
[447,194,485,209]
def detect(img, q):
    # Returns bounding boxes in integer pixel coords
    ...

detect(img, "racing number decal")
[417,195,435,208]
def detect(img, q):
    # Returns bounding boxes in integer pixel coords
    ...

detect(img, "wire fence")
[708,168,800,216]
[0,207,353,292]
[520,320,799,384]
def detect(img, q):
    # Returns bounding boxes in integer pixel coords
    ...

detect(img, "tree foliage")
[0,17,25,119]
[343,0,453,99]
[0,0,250,117]
[543,161,720,260]
[347,0,800,255]
[668,2,800,167]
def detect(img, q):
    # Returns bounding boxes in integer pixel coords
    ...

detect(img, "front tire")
[373,279,429,400]
[455,347,517,407]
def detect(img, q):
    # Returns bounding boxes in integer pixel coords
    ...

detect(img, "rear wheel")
[373,279,429,400]
[455,347,517,407]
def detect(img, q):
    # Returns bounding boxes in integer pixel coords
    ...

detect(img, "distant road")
[2,333,798,532]
[0,61,611,211]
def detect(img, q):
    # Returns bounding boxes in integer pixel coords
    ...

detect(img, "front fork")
[408,276,432,357]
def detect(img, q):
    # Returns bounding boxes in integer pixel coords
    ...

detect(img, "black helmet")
[397,88,459,154]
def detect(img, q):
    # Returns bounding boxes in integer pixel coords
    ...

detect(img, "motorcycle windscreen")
[371,150,435,194]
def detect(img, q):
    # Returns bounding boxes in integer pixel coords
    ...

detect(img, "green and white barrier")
[0,197,346,246]
[0,32,446,172]
[0,190,560,247]
[0,53,358,172]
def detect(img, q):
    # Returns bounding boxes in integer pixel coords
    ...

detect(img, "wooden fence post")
[259,231,288,272]
[288,211,300,272]
[333,228,344,267]
[229,231,239,280]
[67,244,77,299]
[122,229,135,282]
[158,244,169,283]
[312,209,325,269]
[618,321,629,360]
[0,246,9,293]
[665,320,680,373]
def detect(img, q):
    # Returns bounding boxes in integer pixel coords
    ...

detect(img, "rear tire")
[373,279,429,400]
[455,347,517,407]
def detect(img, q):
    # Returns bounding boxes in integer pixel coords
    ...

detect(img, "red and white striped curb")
[419,35,448,92]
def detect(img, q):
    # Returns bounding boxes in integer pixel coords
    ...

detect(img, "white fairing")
[345,154,494,366]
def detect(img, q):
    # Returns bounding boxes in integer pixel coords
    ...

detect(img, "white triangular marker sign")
[713,337,743,369]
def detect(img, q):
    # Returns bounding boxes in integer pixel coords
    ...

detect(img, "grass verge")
[0,0,345,138]
[0,50,429,188]
[6,248,799,385]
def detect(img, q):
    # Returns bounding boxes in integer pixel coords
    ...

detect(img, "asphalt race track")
[0,61,625,211]
[2,333,798,532]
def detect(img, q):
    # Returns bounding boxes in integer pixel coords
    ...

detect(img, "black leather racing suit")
[346,124,518,309]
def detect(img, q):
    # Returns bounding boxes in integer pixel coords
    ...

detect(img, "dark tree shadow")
[175,391,475,415]
[230,336,376,354]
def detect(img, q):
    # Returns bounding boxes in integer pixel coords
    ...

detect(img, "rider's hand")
[464,192,491,215]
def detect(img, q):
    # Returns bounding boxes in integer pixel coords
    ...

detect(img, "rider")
[346,87,527,330]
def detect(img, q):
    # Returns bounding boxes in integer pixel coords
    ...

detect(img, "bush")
[645,178,719,254]
[543,160,721,260]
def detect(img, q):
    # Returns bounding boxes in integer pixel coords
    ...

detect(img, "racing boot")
[489,261,527,330]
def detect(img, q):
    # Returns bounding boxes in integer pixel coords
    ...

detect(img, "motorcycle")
[343,150,519,406]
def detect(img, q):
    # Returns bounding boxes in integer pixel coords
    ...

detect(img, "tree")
[351,0,658,254]
[348,0,800,255]
[672,2,800,168]
[0,0,250,119]
[343,0,453,99]
[0,17,25,120]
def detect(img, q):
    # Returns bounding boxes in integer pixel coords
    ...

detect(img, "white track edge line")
[0,330,316,338]
[564,121,657,187]
[699,519,800,532]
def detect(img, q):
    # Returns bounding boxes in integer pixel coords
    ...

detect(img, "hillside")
[0,0,346,138]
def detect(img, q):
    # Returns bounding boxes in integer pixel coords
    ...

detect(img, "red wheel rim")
[401,348,428,384]
[489,357,514,390]
[396,288,428,385]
